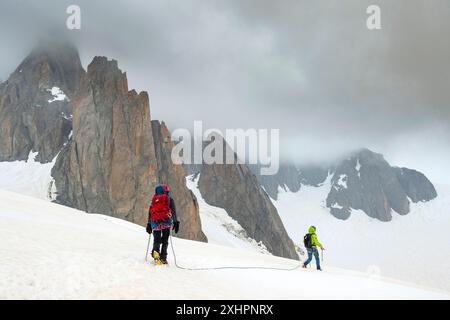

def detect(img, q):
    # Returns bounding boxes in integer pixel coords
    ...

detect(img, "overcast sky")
[0,0,449,183]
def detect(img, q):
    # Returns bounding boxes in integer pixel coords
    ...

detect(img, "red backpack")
[150,193,171,221]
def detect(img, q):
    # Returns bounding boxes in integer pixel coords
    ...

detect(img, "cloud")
[0,0,448,180]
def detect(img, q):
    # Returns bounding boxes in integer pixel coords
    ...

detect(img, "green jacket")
[309,226,322,248]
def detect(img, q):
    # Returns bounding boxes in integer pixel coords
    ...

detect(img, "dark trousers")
[152,228,170,260]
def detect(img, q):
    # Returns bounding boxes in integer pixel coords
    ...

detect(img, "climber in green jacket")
[302,226,325,271]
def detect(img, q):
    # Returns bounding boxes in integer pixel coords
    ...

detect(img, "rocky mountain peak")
[86,57,128,95]
[14,42,84,95]
[50,54,205,241]
[52,54,155,223]
[0,42,84,163]
[326,148,408,221]
[326,148,437,221]
[1,45,206,243]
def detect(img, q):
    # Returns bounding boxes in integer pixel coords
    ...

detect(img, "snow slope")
[1,189,448,300]
[0,152,56,200]
[0,156,268,254]
[273,176,450,292]
[186,175,270,254]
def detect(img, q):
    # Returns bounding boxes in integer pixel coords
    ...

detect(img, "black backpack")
[303,233,313,248]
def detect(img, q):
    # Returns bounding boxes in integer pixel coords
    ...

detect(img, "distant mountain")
[252,149,437,221]
[248,163,301,200]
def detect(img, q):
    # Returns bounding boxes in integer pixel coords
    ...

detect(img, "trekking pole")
[145,234,151,262]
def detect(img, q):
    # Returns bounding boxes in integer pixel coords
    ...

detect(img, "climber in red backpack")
[146,184,180,264]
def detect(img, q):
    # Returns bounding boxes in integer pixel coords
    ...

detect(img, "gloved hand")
[173,221,180,234]
[146,223,152,234]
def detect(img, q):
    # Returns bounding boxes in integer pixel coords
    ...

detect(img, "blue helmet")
[155,184,166,195]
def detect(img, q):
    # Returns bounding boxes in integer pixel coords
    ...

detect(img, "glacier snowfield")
[0,156,449,299]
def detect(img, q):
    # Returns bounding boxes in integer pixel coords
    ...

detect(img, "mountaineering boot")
[160,259,168,265]
[302,264,307,269]
[152,250,162,265]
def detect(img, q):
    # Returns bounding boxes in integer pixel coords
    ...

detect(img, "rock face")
[52,57,158,225]
[52,57,205,242]
[198,141,299,260]
[326,149,412,221]
[0,43,84,162]
[325,149,437,221]
[395,167,437,203]
[151,120,206,241]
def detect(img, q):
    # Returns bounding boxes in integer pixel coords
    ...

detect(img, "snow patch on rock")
[336,174,348,189]
[355,158,361,178]
[47,87,68,103]
[61,111,72,120]
[331,202,344,210]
